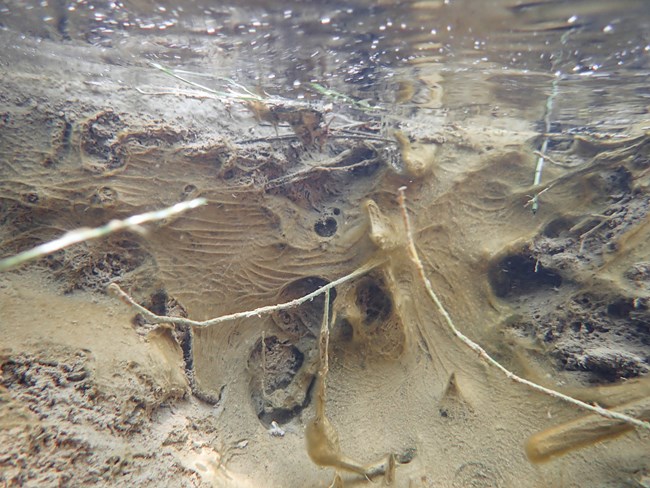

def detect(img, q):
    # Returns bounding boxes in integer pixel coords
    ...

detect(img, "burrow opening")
[272,276,336,338]
[247,335,312,427]
[314,216,337,237]
[355,276,393,324]
[488,252,562,298]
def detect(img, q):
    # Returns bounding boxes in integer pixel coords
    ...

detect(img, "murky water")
[1,1,650,487]
[2,0,649,118]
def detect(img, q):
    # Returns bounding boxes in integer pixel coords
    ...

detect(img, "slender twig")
[264,154,381,190]
[235,133,396,145]
[317,289,331,416]
[568,214,611,234]
[135,87,218,100]
[397,186,650,431]
[108,261,380,328]
[308,82,381,112]
[336,128,380,137]
[330,133,396,144]
[235,133,299,144]
[531,29,573,214]
[261,330,267,399]
[524,186,552,208]
[170,68,261,99]
[149,62,263,101]
[577,214,616,253]
[0,198,207,272]
[532,142,550,213]
[532,150,574,168]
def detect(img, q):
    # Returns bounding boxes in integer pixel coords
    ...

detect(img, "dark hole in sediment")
[272,276,336,337]
[356,277,393,324]
[607,299,634,318]
[336,318,354,342]
[148,289,168,316]
[488,253,563,298]
[542,216,579,238]
[248,335,313,427]
[314,217,337,237]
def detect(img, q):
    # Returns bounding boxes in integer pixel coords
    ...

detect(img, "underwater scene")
[1,1,649,486]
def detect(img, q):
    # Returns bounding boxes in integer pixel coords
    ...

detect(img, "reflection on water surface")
[1,0,649,116]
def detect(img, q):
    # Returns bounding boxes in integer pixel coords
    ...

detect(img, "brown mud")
[1,9,650,488]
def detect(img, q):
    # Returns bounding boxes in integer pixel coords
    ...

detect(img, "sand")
[1,14,649,487]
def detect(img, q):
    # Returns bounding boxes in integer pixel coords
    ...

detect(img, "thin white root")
[0,198,207,272]
[397,186,650,431]
[318,289,331,397]
[108,260,380,329]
